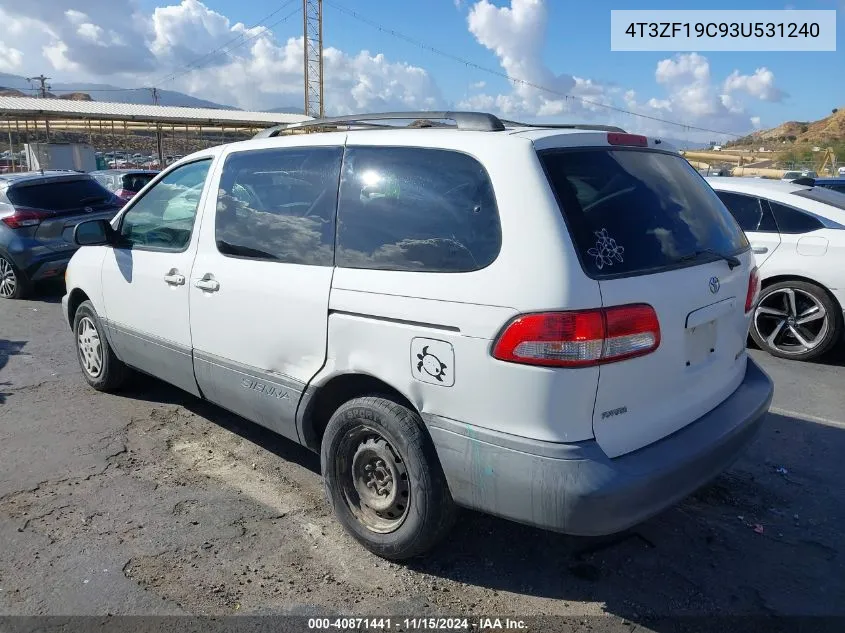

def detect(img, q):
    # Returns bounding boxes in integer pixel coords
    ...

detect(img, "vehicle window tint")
[336,147,501,272]
[7,178,114,211]
[119,159,211,251]
[215,147,342,266]
[791,187,845,211]
[715,192,778,232]
[824,184,845,194]
[769,201,824,234]
[122,173,156,193]
[540,149,747,277]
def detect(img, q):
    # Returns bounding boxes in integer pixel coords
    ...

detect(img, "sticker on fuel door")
[410,338,455,387]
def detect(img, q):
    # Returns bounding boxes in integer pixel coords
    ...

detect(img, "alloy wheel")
[754,287,829,356]
[0,257,17,298]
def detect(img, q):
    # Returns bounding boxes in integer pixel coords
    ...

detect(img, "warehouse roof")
[0,96,310,127]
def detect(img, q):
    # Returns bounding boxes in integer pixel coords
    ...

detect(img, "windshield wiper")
[676,249,741,270]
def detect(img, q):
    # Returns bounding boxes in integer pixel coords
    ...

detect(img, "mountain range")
[0,72,304,113]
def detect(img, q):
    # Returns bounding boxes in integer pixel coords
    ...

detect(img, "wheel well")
[301,374,416,452]
[761,274,842,310]
[67,289,90,327]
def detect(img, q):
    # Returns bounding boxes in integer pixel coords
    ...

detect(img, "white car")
[707,177,845,361]
[63,112,773,560]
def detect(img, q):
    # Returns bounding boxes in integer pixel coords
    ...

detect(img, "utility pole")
[26,75,51,98]
[303,0,324,118]
[148,87,164,167]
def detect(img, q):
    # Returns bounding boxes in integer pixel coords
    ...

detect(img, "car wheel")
[750,280,842,361]
[321,396,457,561]
[0,255,29,299]
[73,300,130,391]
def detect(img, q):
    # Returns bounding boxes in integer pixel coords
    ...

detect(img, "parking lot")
[1,285,844,621]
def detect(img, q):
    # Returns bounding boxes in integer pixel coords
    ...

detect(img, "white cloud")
[0,41,24,72]
[77,23,106,45]
[470,80,486,89]
[723,68,786,102]
[43,41,80,72]
[751,116,762,128]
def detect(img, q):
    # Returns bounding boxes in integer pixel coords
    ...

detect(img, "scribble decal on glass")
[587,228,625,269]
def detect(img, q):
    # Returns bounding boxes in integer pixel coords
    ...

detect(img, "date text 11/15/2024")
[307,617,528,631]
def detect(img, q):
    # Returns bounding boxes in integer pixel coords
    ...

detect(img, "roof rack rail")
[500,120,627,133]
[254,111,506,138]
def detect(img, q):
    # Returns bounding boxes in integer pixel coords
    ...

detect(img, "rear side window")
[540,149,748,277]
[216,146,342,266]
[716,191,778,233]
[8,178,113,210]
[769,201,824,234]
[122,173,156,193]
[336,147,501,272]
[821,184,845,194]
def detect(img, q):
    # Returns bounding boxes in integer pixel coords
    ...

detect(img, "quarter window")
[769,201,824,234]
[119,159,211,251]
[335,147,501,272]
[215,147,343,266]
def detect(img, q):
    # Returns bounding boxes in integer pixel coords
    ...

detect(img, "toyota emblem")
[709,276,720,294]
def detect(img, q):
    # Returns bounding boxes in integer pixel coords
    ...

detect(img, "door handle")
[194,276,220,292]
[752,246,769,254]
[163,272,185,286]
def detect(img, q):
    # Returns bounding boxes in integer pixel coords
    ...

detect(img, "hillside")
[730,107,845,147]
[0,86,93,100]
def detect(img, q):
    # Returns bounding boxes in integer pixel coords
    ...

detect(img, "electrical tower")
[27,75,51,98]
[303,0,324,118]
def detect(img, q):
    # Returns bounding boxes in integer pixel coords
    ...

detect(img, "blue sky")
[2,0,843,141]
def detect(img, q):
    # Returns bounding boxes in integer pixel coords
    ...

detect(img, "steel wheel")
[0,257,17,298]
[754,287,829,356]
[336,425,411,534]
[77,316,103,378]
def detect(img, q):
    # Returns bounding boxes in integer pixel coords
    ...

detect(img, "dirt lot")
[1,284,844,625]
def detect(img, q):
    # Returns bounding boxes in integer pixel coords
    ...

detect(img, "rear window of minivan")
[539,149,748,278]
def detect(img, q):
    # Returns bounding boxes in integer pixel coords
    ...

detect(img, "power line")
[26,75,52,98]
[324,0,740,138]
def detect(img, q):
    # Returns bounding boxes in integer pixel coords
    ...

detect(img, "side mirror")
[74,219,114,246]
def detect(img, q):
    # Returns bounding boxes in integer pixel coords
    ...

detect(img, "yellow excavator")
[815,147,837,175]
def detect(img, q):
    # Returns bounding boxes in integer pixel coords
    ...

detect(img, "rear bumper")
[425,357,773,536]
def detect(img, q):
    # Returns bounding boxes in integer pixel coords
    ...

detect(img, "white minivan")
[63,112,773,560]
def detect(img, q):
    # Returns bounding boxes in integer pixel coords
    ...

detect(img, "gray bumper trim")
[424,357,773,536]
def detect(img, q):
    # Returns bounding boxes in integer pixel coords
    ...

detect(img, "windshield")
[540,149,748,277]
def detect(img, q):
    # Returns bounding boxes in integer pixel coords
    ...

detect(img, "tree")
[833,108,839,114]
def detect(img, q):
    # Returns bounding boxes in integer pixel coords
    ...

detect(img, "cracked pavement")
[1,286,845,621]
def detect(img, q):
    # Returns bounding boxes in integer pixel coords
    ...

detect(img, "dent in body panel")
[193,350,303,443]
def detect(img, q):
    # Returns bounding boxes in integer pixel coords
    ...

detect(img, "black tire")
[321,396,457,560]
[750,279,842,361]
[0,254,30,300]
[73,300,130,391]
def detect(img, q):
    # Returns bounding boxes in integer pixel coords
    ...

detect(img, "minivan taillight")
[746,266,761,313]
[492,304,661,368]
[1,207,51,229]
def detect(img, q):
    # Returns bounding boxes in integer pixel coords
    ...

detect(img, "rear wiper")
[79,195,110,205]
[676,249,741,270]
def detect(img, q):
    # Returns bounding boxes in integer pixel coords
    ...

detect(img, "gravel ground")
[1,284,844,626]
